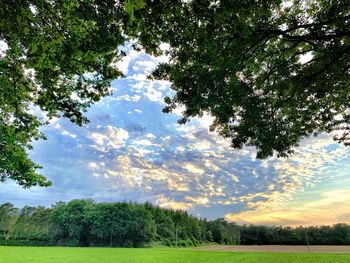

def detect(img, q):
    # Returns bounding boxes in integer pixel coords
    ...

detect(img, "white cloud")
[183,163,205,175]
[132,139,153,146]
[0,40,8,57]
[132,60,157,73]
[114,49,140,75]
[146,133,156,139]
[185,196,210,205]
[61,130,77,139]
[89,126,129,150]
[116,94,141,102]
[156,194,192,210]
[190,140,212,150]
[88,162,99,170]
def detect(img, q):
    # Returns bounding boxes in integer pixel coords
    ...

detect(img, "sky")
[1,43,350,226]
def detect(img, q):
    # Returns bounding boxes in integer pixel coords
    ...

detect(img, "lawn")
[1,246,350,263]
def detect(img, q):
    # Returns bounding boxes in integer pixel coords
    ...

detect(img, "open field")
[195,245,350,253]
[1,246,350,263]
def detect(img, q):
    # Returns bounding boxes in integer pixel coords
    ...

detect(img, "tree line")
[0,200,239,247]
[240,224,350,246]
[1,200,349,247]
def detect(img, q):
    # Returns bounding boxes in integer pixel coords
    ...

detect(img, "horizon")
[1,43,350,227]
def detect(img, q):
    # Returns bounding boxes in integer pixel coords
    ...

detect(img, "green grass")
[1,246,350,263]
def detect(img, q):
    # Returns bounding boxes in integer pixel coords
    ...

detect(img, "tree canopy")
[144,0,350,158]
[0,0,131,186]
[1,0,349,186]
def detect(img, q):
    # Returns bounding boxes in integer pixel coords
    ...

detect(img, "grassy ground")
[1,246,350,263]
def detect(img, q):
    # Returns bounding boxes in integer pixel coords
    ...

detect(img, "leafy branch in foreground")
[0,0,129,187]
[136,0,350,158]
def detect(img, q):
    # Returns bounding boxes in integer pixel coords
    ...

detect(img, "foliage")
[11,206,50,241]
[0,0,128,187]
[49,200,93,246]
[0,203,18,240]
[207,218,240,245]
[239,224,350,245]
[140,0,350,158]
[0,200,239,247]
[0,204,50,246]
[86,202,156,247]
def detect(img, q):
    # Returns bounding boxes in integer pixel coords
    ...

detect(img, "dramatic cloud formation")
[1,44,350,226]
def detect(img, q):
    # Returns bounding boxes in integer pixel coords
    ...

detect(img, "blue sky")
[1,43,350,226]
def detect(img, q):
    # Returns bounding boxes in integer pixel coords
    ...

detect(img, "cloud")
[185,196,210,205]
[132,139,153,146]
[132,60,157,73]
[0,40,8,57]
[156,194,192,210]
[183,163,205,175]
[146,133,156,139]
[116,94,141,102]
[89,126,129,151]
[113,45,141,75]
[129,79,165,102]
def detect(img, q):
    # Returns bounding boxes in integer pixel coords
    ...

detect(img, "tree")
[0,0,131,187]
[206,218,240,245]
[11,205,51,242]
[49,199,94,246]
[141,0,350,158]
[0,203,19,240]
[89,202,128,247]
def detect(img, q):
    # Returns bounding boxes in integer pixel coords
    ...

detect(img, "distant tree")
[144,204,175,242]
[207,218,239,245]
[88,203,120,247]
[0,203,18,240]
[11,206,50,242]
[125,204,157,247]
[206,230,213,242]
[49,199,94,246]
[88,202,156,247]
[331,223,350,245]
[11,206,35,240]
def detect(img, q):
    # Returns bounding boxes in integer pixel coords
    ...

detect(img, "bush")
[0,238,50,246]
[123,240,133,248]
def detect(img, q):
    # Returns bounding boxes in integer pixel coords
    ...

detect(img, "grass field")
[1,246,350,263]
